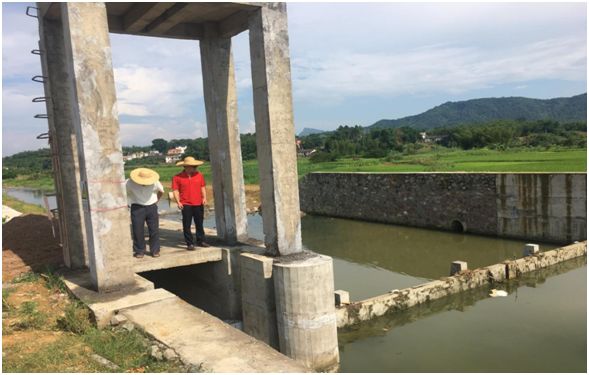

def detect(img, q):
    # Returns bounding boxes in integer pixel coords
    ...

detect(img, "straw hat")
[130,168,160,185]
[176,156,204,167]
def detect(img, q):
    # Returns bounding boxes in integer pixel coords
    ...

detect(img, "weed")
[12,272,39,284]
[83,328,150,369]
[57,301,93,334]
[15,301,47,330]
[2,288,14,313]
[41,267,67,292]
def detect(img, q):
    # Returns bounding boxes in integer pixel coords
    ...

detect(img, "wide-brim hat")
[130,168,160,185]
[176,156,204,167]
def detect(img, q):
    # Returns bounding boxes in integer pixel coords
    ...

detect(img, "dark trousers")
[181,205,205,245]
[131,203,160,255]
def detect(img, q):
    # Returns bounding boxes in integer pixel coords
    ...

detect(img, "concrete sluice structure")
[33,2,338,372]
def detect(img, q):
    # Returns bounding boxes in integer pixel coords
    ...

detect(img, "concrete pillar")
[273,254,339,371]
[450,261,468,276]
[200,26,248,244]
[61,2,134,292]
[240,253,279,349]
[38,4,88,268]
[524,243,540,257]
[248,3,302,256]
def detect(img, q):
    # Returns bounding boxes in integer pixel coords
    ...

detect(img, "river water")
[4,187,586,372]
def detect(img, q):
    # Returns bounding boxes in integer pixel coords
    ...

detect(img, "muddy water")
[301,215,555,300]
[5,188,586,372]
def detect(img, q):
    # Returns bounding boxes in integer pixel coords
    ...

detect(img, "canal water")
[4,187,586,372]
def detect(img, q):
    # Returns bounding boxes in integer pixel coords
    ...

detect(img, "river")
[4,187,586,372]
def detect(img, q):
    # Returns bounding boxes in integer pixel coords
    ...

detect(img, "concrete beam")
[218,10,250,38]
[200,27,248,243]
[61,2,134,292]
[143,3,190,34]
[37,4,88,269]
[122,3,174,33]
[248,3,302,255]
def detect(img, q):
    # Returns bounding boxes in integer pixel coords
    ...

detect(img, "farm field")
[3,148,586,191]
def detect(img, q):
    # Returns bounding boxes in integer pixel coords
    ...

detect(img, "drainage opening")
[450,220,466,233]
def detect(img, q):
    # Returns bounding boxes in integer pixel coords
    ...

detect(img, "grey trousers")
[130,203,160,255]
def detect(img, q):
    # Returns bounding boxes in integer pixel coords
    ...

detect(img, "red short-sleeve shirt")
[172,171,206,205]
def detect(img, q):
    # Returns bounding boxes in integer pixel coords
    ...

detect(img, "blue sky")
[2,2,587,156]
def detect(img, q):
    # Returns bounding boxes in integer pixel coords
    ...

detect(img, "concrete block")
[524,243,539,256]
[273,254,339,371]
[450,261,468,276]
[240,252,278,348]
[334,290,350,306]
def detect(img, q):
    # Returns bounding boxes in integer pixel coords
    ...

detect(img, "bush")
[309,151,338,163]
[3,168,17,179]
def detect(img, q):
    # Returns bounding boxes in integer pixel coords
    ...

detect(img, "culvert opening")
[139,263,237,323]
[450,220,466,233]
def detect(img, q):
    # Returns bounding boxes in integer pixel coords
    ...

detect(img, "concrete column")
[38,4,88,269]
[61,2,134,292]
[450,261,468,276]
[248,3,302,256]
[273,254,339,371]
[240,253,279,349]
[200,26,248,243]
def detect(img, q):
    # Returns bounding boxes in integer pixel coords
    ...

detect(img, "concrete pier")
[249,3,302,256]
[37,5,88,269]
[450,261,468,275]
[273,254,339,371]
[200,26,248,244]
[62,3,134,291]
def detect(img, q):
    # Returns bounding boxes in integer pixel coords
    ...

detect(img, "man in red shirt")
[172,156,210,250]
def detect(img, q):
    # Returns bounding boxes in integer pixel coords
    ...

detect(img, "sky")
[2,1,587,156]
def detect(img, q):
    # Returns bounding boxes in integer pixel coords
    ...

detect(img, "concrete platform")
[132,220,225,273]
[121,296,310,373]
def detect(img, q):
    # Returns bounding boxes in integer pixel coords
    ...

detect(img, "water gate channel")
[5,187,587,372]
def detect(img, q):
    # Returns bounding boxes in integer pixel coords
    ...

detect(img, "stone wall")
[336,241,587,328]
[299,173,587,244]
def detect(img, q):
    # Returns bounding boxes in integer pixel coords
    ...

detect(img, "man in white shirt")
[126,168,164,258]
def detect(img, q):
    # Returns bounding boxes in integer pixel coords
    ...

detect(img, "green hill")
[370,93,587,129]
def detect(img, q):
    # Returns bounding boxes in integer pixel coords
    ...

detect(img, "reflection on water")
[338,258,587,372]
[301,215,554,299]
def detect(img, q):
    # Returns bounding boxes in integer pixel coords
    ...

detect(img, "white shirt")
[126,179,164,206]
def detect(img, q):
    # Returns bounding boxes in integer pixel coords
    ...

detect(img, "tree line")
[3,119,586,179]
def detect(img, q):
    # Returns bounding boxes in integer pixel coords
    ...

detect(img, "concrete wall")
[336,241,587,328]
[300,173,587,244]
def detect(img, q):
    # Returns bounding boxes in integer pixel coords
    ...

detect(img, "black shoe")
[197,241,210,248]
[187,244,195,251]
[133,253,144,259]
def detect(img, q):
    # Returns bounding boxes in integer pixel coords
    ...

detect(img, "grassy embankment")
[2,271,190,372]
[3,147,586,192]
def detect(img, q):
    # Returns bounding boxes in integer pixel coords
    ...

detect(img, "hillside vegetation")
[370,93,587,129]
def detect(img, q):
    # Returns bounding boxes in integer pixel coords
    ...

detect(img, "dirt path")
[2,214,63,282]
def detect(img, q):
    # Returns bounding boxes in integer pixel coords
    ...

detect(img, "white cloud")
[291,36,586,102]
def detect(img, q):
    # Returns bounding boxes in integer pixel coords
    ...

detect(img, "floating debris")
[489,289,508,297]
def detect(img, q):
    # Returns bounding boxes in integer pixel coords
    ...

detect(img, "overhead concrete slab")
[121,297,310,373]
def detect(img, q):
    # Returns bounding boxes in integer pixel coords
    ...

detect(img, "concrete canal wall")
[299,173,587,244]
[335,241,587,328]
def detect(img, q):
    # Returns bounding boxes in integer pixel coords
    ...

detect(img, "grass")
[2,193,46,215]
[2,272,189,373]
[3,147,586,193]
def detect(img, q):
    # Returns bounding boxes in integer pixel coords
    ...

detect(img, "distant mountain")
[369,93,587,130]
[298,127,325,137]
